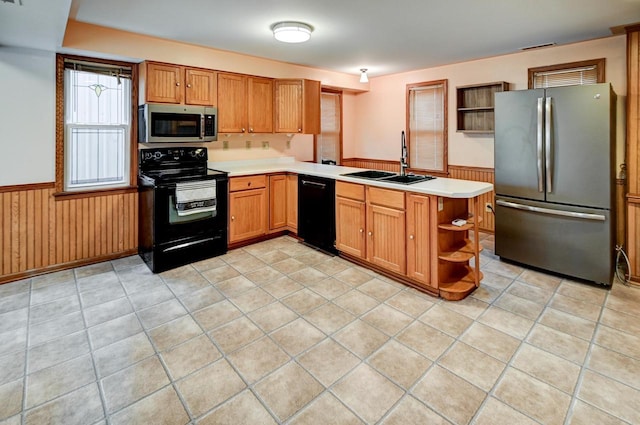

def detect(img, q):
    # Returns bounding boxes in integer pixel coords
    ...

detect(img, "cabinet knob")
[368,231,372,236]
[409,235,414,240]
[297,128,302,132]
[247,182,251,187]
[176,82,180,86]
[249,127,253,133]
[231,216,235,221]
[187,83,191,88]
[242,128,246,133]
[359,228,364,233]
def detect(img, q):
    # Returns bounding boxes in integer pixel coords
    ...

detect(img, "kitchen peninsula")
[209,157,493,300]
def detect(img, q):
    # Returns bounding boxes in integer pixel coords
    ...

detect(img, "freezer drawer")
[495,197,614,285]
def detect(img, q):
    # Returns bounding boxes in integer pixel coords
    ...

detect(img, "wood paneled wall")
[342,158,401,173]
[448,166,495,233]
[626,27,640,284]
[342,158,495,232]
[0,184,138,284]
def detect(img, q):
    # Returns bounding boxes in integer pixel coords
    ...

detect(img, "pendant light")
[359,69,369,83]
[272,22,313,43]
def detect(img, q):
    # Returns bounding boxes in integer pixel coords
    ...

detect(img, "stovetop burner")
[139,147,226,184]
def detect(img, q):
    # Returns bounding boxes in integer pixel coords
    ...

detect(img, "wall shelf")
[456,81,508,133]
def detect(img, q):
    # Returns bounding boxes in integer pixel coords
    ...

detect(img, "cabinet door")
[248,77,274,133]
[269,174,287,230]
[406,194,433,288]
[366,204,406,274]
[185,68,216,106]
[229,188,267,243]
[146,63,183,104]
[274,80,302,133]
[335,196,366,258]
[286,174,298,231]
[218,73,248,133]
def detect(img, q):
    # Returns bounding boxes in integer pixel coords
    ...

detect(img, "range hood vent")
[519,42,556,51]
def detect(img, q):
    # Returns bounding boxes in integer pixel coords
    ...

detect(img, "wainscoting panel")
[0,184,138,283]
[448,166,495,233]
[342,158,401,173]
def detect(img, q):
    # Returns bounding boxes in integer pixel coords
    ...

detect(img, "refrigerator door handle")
[545,97,553,193]
[536,97,544,192]
[496,200,606,221]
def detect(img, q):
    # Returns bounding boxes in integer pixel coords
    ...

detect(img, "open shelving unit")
[437,197,483,301]
[456,81,508,133]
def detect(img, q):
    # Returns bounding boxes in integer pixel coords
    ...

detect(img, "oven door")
[154,179,228,243]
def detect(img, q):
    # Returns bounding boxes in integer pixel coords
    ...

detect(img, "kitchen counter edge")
[208,160,493,199]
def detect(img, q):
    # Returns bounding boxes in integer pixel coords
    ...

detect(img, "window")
[317,90,342,165]
[528,58,605,89]
[407,80,448,173]
[56,55,136,193]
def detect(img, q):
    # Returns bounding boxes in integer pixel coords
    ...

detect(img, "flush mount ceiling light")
[272,21,313,43]
[359,69,369,83]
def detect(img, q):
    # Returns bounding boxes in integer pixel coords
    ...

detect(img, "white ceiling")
[2,0,640,78]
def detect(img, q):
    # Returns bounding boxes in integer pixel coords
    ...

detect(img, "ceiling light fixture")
[359,69,369,83]
[272,21,313,43]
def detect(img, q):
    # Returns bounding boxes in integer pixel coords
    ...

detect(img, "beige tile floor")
[1,233,639,424]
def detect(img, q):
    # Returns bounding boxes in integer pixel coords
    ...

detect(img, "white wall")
[0,47,56,185]
[348,36,627,169]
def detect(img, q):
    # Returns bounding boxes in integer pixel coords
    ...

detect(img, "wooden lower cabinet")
[335,196,366,258]
[406,194,434,289]
[269,174,287,230]
[229,176,267,243]
[367,203,406,274]
[286,174,298,231]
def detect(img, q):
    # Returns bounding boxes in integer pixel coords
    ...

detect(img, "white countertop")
[208,157,493,198]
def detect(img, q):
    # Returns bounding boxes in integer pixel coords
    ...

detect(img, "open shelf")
[439,267,485,301]
[439,239,483,263]
[456,82,508,133]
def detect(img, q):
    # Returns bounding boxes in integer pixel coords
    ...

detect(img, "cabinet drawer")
[367,186,405,209]
[336,181,365,201]
[229,175,266,192]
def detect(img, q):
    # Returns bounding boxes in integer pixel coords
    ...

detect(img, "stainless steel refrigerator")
[494,83,616,285]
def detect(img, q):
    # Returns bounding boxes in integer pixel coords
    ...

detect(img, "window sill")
[53,185,138,200]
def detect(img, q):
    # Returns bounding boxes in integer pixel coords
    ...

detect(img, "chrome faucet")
[400,131,409,176]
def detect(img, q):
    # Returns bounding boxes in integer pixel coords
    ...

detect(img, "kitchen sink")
[380,174,435,184]
[341,170,396,179]
[341,169,435,185]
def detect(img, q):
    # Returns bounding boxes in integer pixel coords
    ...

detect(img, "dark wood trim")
[0,248,137,285]
[53,185,138,200]
[527,58,606,89]
[227,230,294,250]
[55,54,138,195]
[0,182,55,193]
[448,164,495,173]
[342,157,399,166]
[339,252,439,298]
[405,79,449,175]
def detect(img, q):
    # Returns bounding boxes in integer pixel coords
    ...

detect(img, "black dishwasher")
[298,174,336,254]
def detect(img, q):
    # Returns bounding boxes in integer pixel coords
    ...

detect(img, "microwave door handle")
[200,114,205,140]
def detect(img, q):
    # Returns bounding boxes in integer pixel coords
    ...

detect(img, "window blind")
[408,83,445,172]
[532,66,598,88]
[318,92,341,164]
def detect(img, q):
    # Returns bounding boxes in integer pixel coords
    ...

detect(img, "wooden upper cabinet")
[185,68,217,106]
[218,73,274,133]
[248,77,274,133]
[218,73,248,133]
[144,63,184,104]
[274,79,321,134]
[140,62,216,106]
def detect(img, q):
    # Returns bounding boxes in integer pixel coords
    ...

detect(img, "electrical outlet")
[222,140,229,150]
[262,141,269,149]
[485,202,492,212]
[245,140,251,149]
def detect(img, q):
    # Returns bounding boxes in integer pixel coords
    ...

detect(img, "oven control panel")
[140,148,207,163]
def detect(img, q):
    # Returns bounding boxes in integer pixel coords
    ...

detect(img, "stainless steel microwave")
[138,104,217,143]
